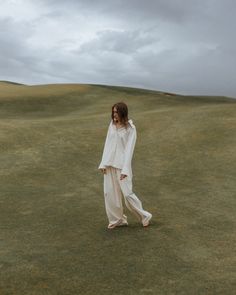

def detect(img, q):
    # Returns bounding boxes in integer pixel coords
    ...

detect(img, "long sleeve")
[121,126,137,178]
[98,121,112,169]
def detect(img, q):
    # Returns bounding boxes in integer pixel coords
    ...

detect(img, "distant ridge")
[0,80,25,86]
[0,80,235,100]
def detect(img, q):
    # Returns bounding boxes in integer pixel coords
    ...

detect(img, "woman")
[98,102,152,229]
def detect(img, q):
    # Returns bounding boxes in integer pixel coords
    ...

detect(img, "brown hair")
[111,102,129,129]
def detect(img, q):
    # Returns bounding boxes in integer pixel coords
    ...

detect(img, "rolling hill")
[0,81,235,294]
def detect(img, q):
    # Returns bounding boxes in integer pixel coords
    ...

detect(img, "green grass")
[0,81,236,294]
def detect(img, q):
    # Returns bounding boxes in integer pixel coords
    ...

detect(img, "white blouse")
[98,119,137,178]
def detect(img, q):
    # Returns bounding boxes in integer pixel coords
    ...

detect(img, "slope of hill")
[0,82,235,294]
[0,80,25,85]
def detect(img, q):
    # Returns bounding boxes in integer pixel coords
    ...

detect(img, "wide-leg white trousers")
[103,166,151,227]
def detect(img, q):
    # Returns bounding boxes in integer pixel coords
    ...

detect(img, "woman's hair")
[111,102,129,129]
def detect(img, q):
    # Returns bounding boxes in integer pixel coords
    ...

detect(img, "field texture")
[0,81,235,294]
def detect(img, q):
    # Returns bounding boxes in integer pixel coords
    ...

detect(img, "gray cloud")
[42,0,207,24]
[77,29,159,54]
[0,0,236,97]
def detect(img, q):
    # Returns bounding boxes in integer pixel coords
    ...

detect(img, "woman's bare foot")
[142,213,152,227]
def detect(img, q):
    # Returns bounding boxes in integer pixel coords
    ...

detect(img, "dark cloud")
[41,0,206,24]
[0,0,236,97]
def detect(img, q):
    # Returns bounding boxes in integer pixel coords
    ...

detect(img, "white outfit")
[98,119,152,227]
[98,118,136,179]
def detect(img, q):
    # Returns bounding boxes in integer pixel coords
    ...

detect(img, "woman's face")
[113,107,120,122]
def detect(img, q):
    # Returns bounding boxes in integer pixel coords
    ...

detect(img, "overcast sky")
[0,0,236,97]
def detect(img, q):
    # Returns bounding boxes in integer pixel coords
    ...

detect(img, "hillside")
[0,82,235,294]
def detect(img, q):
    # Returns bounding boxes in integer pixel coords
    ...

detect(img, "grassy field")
[0,81,235,295]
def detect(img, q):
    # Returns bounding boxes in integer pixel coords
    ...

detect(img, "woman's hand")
[120,174,127,180]
[100,168,106,174]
